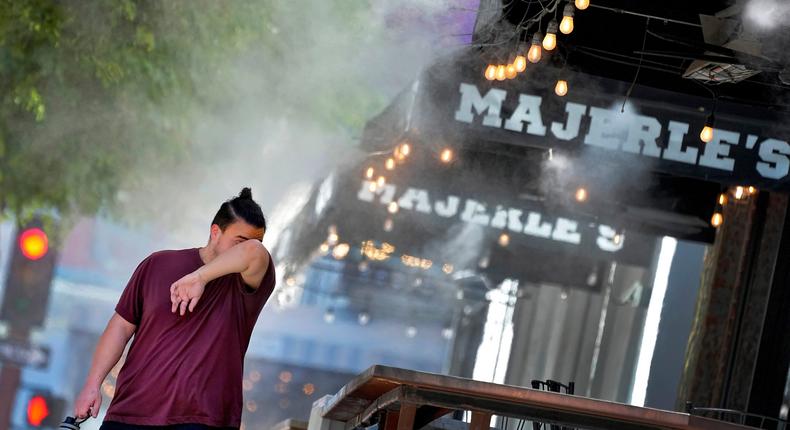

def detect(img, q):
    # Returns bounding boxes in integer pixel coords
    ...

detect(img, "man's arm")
[171,240,270,315]
[74,313,136,419]
[197,239,270,288]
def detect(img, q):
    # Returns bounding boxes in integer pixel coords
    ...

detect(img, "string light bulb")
[718,193,728,206]
[440,148,454,163]
[514,44,528,72]
[495,65,507,81]
[385,158,395,170]
[711,212,723,227]
[377,176,386,187]
[543,20,558,51]
[560,4,575,34]
[700,113,715,143]
[575,0,590,10]
[528,33,543,63]
[400,142,411,156]
[506,63,518,79]
[485,64,497,80]
[747,186,757,195]
[734,186,745,200]
[365,167,374,179]
[555,79,568,96]
[575,187,588,202]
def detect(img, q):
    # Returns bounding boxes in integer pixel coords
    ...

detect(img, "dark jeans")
[101,422,237,430]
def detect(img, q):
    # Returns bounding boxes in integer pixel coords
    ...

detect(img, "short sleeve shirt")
[104,248,276,427]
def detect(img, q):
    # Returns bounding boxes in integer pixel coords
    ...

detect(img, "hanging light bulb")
[365,167,374,179]
[400,142,411,156]
[485,64,497,80]
[543,20,558,51]
[555,79,568,96]
[700,125,714,143]
[368,182,377,193]
[440,148,454,163]
[377,176,386,187]
[528,33,542,63]
[700,113,715,143]
[560,4,575,34]
[747,186,757,195]
[495,65,507,81]
[734,186,745,200]
[514,44,528,72]
[506,63,518,79]
[718,193,728,205]
[385,158,395,170]
[711,212,723,227]
[498,233,510,247]
[575,187,588,202]
[575,0,590,10]
[387,202,399,214]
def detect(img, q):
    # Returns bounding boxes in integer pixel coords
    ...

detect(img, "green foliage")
[0,0,279,221]
[0,0,395,229]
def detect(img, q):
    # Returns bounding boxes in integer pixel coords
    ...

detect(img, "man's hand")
[170,270,207,315]
[74,384,101,419]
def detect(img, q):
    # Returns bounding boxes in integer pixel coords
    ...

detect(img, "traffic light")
[25,392,65,427]
[19,228,49,260]
[0,218,58,329]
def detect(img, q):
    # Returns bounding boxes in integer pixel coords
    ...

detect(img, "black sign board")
[412,50,790,191]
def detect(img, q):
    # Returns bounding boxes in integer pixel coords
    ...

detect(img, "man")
[74,188,276,429]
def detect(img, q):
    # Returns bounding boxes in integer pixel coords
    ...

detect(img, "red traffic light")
[27,395,50,426]
[19,228,49,260]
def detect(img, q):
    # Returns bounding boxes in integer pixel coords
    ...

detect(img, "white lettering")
[522,212,552,238]
[584,107,621,150]
[460,199,491,225]
[552,218,582,244]
[756,139,790,179]
[454,83,506,128]
[662,121,699,165]
[397,188,433,214]
[699,129,739,171]
[435,196,461,217]
[504,94,547,135]
[551,102,587,140]
[623,115,662,158]
[358,181,397,203]
[597,225,625,251]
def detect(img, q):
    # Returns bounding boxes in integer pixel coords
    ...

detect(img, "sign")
[413,51,790,191]
[357,179,626,253]
[453,82,789,185]
[330,168,659,268]
[0,339,49,368]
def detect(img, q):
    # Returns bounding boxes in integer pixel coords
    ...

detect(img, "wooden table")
[319,365,749,430]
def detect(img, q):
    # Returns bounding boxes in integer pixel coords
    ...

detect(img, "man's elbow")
[241,239,270,270]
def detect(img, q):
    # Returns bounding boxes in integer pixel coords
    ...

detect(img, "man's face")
[211,220,265,254]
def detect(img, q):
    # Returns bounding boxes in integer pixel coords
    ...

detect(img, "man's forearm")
[83,317,133,389]
[197,240,264,283]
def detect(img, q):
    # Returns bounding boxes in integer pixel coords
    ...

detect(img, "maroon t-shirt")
[104,248,276,427]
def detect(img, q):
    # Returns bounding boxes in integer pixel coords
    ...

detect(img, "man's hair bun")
[238,187,253,200]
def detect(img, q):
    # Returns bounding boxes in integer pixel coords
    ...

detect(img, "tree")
[0,0,278,229]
